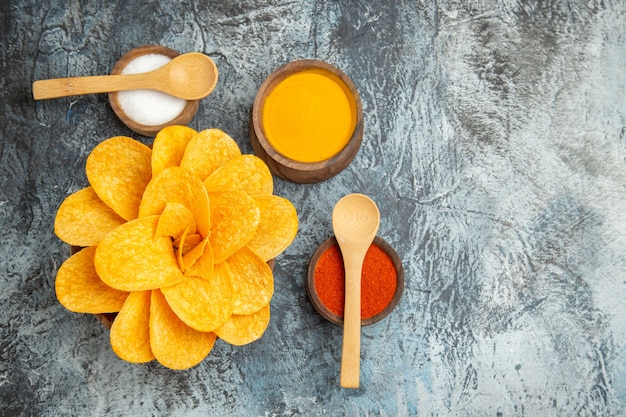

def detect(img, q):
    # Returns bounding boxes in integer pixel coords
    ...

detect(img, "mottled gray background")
[1,0,625,416]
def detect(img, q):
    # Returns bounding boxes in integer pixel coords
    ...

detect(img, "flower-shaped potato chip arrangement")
[54,126,298,370]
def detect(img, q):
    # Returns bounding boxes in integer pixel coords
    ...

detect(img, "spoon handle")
[340,253,365,388]
[32,73,156,100]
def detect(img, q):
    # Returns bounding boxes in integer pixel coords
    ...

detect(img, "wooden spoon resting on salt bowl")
[32,52,218,101]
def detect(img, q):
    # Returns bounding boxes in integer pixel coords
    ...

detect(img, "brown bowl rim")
[250,59,364,184]
[108,44,200,137]
[306,235,404,326]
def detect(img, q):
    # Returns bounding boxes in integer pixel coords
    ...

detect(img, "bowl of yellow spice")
[250,60,363,183]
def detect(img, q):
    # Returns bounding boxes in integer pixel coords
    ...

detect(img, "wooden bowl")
[108,45,200,137]
[306,236,404,326]
[250,60,364,183]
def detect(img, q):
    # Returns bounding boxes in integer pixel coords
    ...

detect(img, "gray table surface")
[1,1,625,416]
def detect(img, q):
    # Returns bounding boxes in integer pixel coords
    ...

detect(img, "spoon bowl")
[32,52,218,101]
[108,45,201,137]
[306,235,404,326]
[332,193,380,389]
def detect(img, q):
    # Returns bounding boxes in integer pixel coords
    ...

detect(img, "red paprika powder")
[313,242,397,320]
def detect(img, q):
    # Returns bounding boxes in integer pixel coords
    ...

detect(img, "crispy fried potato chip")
[86,136,152,221]
[54,187,126,247]
[185,240,214,279]
[226,246,274,315]
[175,227,190,272]
[215,303,270,346]
[54,128,302,368]
[95,215,184,291]
[150,289,216,370]
[173,233,202,255]
[138,166,210,237]
[161,273,233,332]
[209,191,260,264]
[181,235,213,279]
[204,155,273,196]
[247,195,298,262]
[55,246,129,313]
[151,125,197,177]
[180,129,241,181]
[110,290,154,363]
[155,202,196,240]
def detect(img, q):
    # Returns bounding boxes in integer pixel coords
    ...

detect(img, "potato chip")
[138,166,210,237]
[247,195,298,262]
[215,303,270,346]
[94,215,184,291]
[209,191,261,264]
[180,129,241,181]
[55,246,129,313]
[204,155,273,196]
[175,227,190,272]
[155,202,196,240]
[226,246,273,315]
[161,273,233,332]
[150,289,216,370]
[110,290,154,363]
[54,127,301,369]
[181,234,213,279]
[185,240,214,279]
[173,233,202,255]
[54,187,126,247]
[151,125,197,177]
[86,136,152,221]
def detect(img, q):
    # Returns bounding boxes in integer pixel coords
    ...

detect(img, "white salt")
[117,54,187,126]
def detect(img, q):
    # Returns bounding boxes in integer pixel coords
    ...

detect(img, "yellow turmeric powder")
[262,69,357,163]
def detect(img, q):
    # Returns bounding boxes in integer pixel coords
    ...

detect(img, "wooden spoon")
[32,52,218,101]
[332,193,380,388]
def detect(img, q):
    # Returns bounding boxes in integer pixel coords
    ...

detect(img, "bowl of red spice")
[306,236,404,326]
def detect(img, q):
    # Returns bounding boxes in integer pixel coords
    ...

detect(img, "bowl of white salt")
[108,45,201,137]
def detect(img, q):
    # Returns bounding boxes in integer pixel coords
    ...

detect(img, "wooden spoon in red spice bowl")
[331,194,380,389]
[306,236,403,326]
